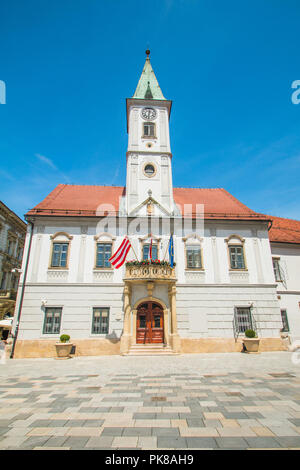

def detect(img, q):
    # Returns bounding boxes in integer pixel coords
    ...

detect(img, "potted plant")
[243,329,260,353]
[55,334,73,359]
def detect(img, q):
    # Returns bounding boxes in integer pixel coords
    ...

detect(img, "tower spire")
[132,50,166,100]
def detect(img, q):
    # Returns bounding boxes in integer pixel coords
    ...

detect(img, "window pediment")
[94,232,116,242]
[183,233,203,245]
[225,234,245,245]
[50,232,73,241]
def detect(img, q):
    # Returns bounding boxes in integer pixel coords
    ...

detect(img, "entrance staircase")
[125,343,178,356]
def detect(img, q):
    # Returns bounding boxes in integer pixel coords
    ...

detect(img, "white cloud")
[35,153,58,170]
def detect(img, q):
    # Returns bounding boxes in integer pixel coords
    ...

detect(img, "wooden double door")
[136,302,164,344]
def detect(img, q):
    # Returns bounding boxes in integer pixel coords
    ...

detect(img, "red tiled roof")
[27,184,125,216]
[173,187,267,220]
[28,184,300,243]
[267,215,300,244]
[26,184,268,221]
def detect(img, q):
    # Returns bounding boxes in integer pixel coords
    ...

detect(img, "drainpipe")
[10,220,34,358]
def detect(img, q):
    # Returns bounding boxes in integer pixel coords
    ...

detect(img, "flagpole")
[163,236,170,261]
[128,236,139,261]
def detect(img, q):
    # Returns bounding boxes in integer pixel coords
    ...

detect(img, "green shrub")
[60,334,70,343]
[245,329,256,338]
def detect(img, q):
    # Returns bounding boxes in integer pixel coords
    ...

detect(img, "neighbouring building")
[268,216,300,343]
[0,200,26,329]
[13,51,299,358]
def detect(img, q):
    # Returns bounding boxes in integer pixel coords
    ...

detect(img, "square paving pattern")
[1,354,300,450]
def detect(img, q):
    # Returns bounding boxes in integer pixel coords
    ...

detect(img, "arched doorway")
[136,301,164,344]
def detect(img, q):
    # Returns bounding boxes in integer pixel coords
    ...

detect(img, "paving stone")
[156,413,179,419]
[267,425,300,436]
[20,436,51,449]
[137,436,157,449]
[83,420,104,427]
[63,437,89,448]
[245,437,283,448]
[64,420,87,427]
[151,427,180,437]
[0,420,15,427]
[112,436,138,448]
[85,436,114,447]
[223,412,249,419]
[274,436,300,448]
[157,437,188,448]
[123,428,152,436]
[288,418,300,427]
[133,413,156,419]
[186,437,218,449]
[101,427,124,436]
[29,420,53,427]
[186,419,205,427]
[42,436,69,447]
[0,428,10,436]
[215,437,248,449]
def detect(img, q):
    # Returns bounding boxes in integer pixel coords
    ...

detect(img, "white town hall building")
[12,51,300,357]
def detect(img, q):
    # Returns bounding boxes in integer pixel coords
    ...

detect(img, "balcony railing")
[124,264,176,281]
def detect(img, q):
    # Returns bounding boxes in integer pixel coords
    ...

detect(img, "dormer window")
[143,122,155,137]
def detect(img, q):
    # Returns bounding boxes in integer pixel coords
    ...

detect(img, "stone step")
[125,344,178,356]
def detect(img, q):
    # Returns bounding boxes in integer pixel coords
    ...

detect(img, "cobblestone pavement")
[0,352,300,450]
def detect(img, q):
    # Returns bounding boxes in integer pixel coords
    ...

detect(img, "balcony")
[124,263,176,282]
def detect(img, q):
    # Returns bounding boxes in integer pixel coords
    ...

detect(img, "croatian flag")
[109,236,132,269]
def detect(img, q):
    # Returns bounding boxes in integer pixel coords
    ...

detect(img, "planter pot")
[243,338,260,353]
[55,342,73,359]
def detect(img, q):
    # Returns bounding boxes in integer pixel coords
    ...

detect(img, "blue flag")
[168,234,174,268]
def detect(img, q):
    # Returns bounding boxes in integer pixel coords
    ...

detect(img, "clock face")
[141,107,157,121]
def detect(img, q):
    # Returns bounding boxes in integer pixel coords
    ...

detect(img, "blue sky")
[1,0,300,221]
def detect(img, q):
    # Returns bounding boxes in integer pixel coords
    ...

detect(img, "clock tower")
[125,50,175,217]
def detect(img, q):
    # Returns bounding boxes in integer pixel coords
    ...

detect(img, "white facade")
[15,218,283,344]
[271,242,300,341]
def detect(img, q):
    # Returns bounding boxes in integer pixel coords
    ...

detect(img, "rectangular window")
[234,307,252,333]
[143,244,158,260]
[96,243,112,268]
[51,243,69,267]
[0,272,7,290]
[43,307,62,334]
[92,308,109,334]
[143,123,155,137]
[7,240,12,255]
[229,245,245,269]
[186,246,202,268]
[17,246,23,261]
[280,309,289,332]
[273,258,283,282]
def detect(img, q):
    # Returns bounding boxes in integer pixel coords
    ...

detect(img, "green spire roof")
[132,51,166,100]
